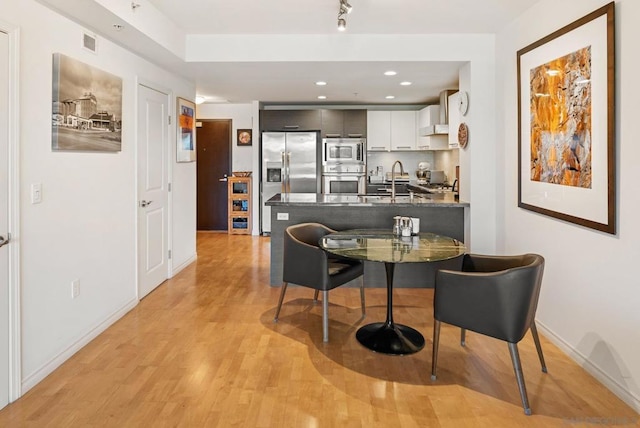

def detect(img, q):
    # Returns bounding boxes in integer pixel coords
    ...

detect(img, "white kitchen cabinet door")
[448,92,461,149]
[367,111,391,151]
[391,111,416,151]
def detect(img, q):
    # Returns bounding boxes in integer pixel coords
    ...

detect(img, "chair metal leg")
[313,289,320,302]
[359,276,366,317]
[508,342,532,416]
[322,290,329,342]
[530,322,548,373]
[431,320,441,381]
[460,328,466,347]
[274,282,288,322]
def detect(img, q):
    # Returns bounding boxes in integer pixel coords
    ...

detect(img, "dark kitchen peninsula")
[266,193,469,287]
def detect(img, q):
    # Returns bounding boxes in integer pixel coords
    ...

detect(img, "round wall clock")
[458,123,469,149]
[458,91,469,116]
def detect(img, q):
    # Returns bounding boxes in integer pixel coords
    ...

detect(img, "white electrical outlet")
[71,279,80,299]
[277,212,289,220]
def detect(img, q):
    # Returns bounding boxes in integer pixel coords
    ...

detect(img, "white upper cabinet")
[367,110,423,151]
[366,111,391,151]
[390,111,417,151]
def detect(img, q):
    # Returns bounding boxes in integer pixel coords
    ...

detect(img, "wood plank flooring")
[0,233,637,427]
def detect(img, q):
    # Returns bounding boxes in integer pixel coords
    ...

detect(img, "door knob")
[219,174,228,182]
[0,234,10,248]
[139,200,153,207]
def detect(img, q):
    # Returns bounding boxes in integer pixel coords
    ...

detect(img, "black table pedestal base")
[356,322,425,355]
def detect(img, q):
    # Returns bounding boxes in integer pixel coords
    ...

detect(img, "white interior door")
[0,30,11,410]
[137,84,169,299]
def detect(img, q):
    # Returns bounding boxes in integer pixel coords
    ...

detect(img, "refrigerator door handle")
[285,152,292,193]
[281,151,286,193]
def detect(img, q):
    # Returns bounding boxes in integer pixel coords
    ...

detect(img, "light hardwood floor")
[0,233,637,427]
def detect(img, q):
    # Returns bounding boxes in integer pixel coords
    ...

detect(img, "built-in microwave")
[322,138,365,164]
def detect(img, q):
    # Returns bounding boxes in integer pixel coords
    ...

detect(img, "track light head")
[337,17,346,31]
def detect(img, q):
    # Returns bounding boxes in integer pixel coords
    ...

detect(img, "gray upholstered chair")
[430,253,547,415]
[274,223,365,342]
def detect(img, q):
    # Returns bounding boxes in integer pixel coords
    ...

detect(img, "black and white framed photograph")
[51,53,122,152]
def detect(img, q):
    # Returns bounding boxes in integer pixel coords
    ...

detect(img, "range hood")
[419,89,457,136]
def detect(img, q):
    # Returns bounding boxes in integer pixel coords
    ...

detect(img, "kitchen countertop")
[265,191,467,207]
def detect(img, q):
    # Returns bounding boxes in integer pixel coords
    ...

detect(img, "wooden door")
[196,120,231,231]
[137,84,169,299]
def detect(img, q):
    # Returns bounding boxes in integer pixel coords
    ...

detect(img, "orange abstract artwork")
[529,46,592,188]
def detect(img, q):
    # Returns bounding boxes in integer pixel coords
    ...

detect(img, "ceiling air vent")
[82,32,97,53]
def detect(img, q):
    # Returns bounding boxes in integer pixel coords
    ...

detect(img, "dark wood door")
[196,119,231,231]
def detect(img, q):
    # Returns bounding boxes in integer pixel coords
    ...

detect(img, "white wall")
[496,0,640,411]
[1,0,196,392]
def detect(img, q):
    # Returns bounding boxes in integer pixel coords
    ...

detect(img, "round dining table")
[319,229,466,355]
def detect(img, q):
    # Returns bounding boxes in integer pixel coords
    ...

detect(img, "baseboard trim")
[536,320,640,413]
[21,297,138,394]
[170,253,197,277]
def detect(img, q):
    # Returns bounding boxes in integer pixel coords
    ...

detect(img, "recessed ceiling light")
[400,81,412,86]
[385,95,395,99]
[315,81,327,86]
[317,95,327,100]
[384,71,397,76]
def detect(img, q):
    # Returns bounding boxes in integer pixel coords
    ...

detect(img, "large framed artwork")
[177,97,196,162]
[51,53,122,152]
[517,2,615,234]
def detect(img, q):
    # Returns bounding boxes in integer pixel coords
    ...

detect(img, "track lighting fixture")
[337,0,352,31]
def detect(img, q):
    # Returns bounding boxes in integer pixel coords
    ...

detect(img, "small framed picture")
[237,129,252,146]
[177,97,196,162]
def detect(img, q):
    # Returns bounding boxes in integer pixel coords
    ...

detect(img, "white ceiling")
[40,0,542,105]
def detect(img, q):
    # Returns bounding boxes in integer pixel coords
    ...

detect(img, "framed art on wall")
[517,2,615,234]
[237,129,252,146]
[177,97,196,162]
[51,53,122,152]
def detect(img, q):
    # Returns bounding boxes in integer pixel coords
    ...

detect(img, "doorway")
[0,26,19,410]
[196,119,231,231]
[136,84,169,299]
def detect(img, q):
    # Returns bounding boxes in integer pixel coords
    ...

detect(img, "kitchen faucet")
[391,160,404,202]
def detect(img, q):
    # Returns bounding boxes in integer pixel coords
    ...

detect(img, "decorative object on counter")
[400,217,413,237]
[232,171,252,177]
[237,129,252,146]
[457,91,469,116]
[458,123,469,149]
[393,216,402,235]
[177,97,196,162]
[517,2,615,234]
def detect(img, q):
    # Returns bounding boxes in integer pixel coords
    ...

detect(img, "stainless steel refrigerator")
[261,131,319,233]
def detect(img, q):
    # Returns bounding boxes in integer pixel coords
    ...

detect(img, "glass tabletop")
[319,229,466,264]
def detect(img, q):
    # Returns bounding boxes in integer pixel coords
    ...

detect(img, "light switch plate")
[277,212,289,220]
[31,183,43,204]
